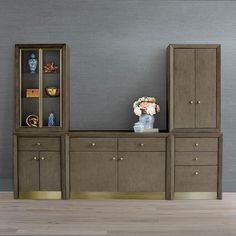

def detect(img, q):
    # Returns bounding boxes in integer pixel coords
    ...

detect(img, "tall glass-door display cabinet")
[15,44,70,132]
[14,44,69,199]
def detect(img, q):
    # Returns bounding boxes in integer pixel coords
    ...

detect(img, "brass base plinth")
[70,192,165,200]
[19,191,62,199]
[174,192,217,200]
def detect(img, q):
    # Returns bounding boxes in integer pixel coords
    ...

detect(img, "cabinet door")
[39,152,61,191]
[18,151,39,191]
[196,49,217,128]
[174,49,195,128]
[70,152,117,192]
[118,152,165,192]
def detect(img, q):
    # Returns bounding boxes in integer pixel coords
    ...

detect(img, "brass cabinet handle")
[195,143,199,147]
[194,157,199,161]
[41,157,45,160]
[189,100,194,104]
[197,100,201,104]
[36,142,41,146]
[194,171,199,175]
[91,143,96,147]
[119,157,124,161]
[33,156,38,160]
[112,157,116,161]
[140,143,144,147]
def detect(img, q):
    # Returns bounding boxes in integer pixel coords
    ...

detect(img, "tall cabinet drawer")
[18,137,60,151]
[175,138,218,152]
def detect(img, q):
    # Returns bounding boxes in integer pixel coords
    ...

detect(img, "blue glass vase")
[139,114,155,129]
[48,113,56,127]
[28,53,37,74]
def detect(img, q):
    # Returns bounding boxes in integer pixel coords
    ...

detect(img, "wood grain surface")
[0,192,235,235]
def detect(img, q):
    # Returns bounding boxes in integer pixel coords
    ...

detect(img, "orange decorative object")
[26,89,39,97]
[44,62,58,73]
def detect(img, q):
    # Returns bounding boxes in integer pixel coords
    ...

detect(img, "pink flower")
[139,102,149,110]
[156,104,160,112]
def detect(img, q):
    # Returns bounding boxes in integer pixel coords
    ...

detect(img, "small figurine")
[44,62,58,73]
[28,53,38,73]
[48,113,56,127]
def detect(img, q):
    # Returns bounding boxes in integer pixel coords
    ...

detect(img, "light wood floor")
[0,193,236,236]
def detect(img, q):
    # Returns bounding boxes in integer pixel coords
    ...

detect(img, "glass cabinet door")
[20,48,62,128]
[42,49,62,127]
[20,49,40,127]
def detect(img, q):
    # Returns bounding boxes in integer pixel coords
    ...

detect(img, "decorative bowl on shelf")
[26,114,39,127]
[45,87,60,97]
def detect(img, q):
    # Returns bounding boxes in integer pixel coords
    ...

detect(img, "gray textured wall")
[0,0,235,191]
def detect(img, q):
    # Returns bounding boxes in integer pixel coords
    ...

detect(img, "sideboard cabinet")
[69,133,169,200]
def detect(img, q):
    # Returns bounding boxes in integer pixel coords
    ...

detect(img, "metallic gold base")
[70,192,165,200]
[19,191,62,199]
[174,192,217,200]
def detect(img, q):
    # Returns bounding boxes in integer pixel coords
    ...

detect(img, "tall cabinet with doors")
[14,44,69,199]
[167,44,222,199]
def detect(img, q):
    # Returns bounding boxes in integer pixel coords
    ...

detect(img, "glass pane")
[42,49,61,127]
[21,50,39,127]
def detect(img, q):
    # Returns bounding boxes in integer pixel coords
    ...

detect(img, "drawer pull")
[194,171,199,175]
[197,100,201,104]
[33,156,38,160]
[139,143,144,147]
[112,157,116,161]
[189,100,194,104]
[195,143,199,147]
[36,142,41,146]
[118,157,124,161]
[91,143,96,147]
[194,157,199,161]
[41,157,45,161]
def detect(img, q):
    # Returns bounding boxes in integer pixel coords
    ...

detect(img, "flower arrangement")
[133,96,160,116]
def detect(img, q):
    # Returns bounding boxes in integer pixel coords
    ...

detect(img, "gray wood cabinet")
[167,44,220,132]
[69,134,167,199]
[14,135,63,199]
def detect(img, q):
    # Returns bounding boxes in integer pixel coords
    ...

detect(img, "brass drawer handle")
[194,171,199,175]
[189,100,194,104]
[33,156,38,160]
[194,157,199,161]
[118,157,124,161]
[195,143,199,147]
[139,143,144,147]
[36,142,41,146]
[91,143,96,147]
[197,100,201,104]
[41,157,45,161]
[112,157,116,161]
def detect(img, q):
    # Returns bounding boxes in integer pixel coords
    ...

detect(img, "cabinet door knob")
[36,142,41,146]
[41,157,45,160]
[112,157,116,161]
[197,100,201,104]
[119,157,124,161]
[140,143,144,147]
[195,143,199,147]
[91,143,96,147]
[194,157,199,161]
[33,156,38,160]
[194,171,199,175]
[189,100,194,104]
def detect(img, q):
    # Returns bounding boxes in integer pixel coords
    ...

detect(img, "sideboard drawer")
[175,166,217,192]
[18,137,60,151]
[70,138,117,152]
[118,138,166,152]
[175,152,218,166]
[175,138,218,152]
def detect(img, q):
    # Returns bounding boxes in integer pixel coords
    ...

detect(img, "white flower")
[133,101,139,108]
[146,103,156,115]
[134,107,142,116]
